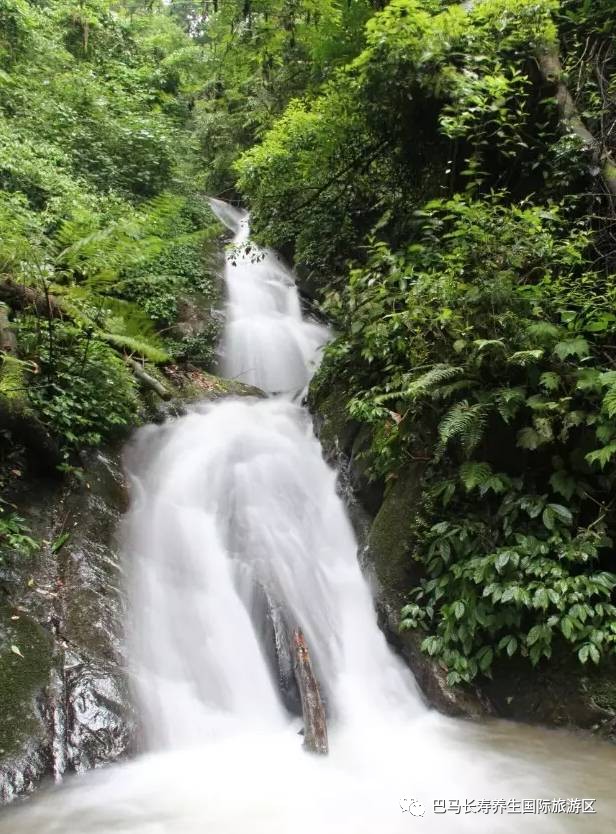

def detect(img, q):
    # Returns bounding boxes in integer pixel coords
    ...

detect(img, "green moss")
[173,369,264,402]
[366,464,424,603]
[603,160,616,181]
[0,607,53,757]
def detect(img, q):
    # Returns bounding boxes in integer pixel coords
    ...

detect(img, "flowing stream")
[2,202,616,833]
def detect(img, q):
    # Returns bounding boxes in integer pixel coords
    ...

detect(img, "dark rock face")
[0,451,136,805]
[309,380,616,738]
[0,608,54,801]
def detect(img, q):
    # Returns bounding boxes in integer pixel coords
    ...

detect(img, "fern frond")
[459,461,492,491]
[493,386,527,423]
[602,386,616,419]
[473,338,505,352]
[405,365,464,399]
[507,349,544,366]
[432,379,476,399]
[373,368,471,405]
[438,401,488,453]
[100,332,169,364]
[92,296,164,344]
[525,322,560,345]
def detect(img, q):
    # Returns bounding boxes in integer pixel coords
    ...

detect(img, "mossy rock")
[0,607,52,758]
[365,464,424,604]
[308,378,360,460]
[165,365,263,403]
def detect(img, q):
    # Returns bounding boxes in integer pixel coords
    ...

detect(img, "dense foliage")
[236,0,616,684]
[193,0,376,194]
[0,0,223,471]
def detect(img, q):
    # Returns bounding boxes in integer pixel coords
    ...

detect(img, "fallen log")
[253,583,302,715]
[291,628,328,755]
[125,357,172,401]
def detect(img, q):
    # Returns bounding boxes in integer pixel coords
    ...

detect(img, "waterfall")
[125,199,421,749]
[2,203,615,834]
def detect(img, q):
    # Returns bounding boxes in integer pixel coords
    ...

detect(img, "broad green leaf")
[549,470,575,501]
[554,337,589,361]
[560,617,573,640]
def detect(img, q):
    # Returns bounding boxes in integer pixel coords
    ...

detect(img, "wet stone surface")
[0,451,136,805]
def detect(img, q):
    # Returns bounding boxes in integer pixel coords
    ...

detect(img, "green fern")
[507,349,544,366]
[404,365,465,400]
[374,365,465,404]
[459,461,492,491]
[473,338,505,352]
[438,401,487,453]
[493,386,526,422]
[49,286,168,363]
[432,378,476,399]
[53,194,200,292]
[602,386,616,419]
[100,332,169,364]
[90,295,163,345]
[525,322,560,344]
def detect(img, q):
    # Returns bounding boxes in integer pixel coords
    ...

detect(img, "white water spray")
[2,203,615,834]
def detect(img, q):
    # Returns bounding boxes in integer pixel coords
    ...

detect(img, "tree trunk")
[291,628,328,755]
[537,48,616,198]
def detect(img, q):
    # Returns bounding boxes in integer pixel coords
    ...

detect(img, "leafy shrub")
[17,318,139,451]
[315,195,616,683]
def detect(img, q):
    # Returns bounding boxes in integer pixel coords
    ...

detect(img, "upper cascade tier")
[209,198,329,395]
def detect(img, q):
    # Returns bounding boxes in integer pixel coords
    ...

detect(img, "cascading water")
[2,202,615,834]
[126,200,416,749]
[216,200,327,393]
